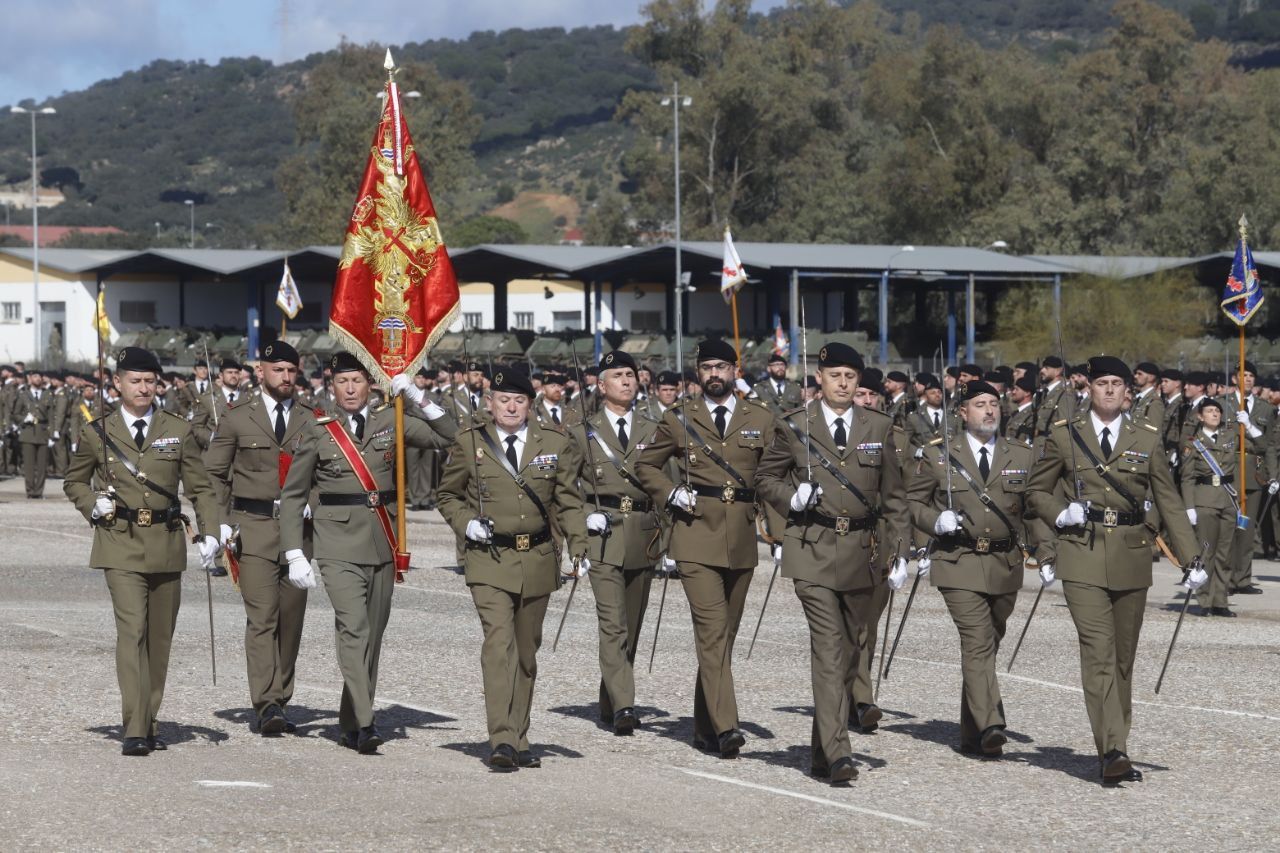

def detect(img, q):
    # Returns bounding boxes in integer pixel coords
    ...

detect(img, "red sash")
[318,415,409,582]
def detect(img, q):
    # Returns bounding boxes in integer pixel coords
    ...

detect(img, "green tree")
[449,214,527,246]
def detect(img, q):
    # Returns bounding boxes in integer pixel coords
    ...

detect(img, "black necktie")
[227,391,236,404]
[833,416,847,448]
[933,411,941,429]
[352,412,365,440]
[472,394,479,411]
[550,406,560,425]
[1208,432,1217,445]
[777,381,785,397]
[505,435,519,469]
[979,446,990,481]
[617,417,629,449]
[132,419,146,449]
[274,403,286,444]
[714,405,728,438]
[1100,426,1112,458]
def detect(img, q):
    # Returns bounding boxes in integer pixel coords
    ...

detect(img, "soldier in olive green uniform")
[191,360,246,450]
[12,369,56,497]
[1027,356,1205,784]
[569,351,660,735]
[279,352,457,755]
[751,353,804,413]
[1003,375,1037,446]
[637,339,783,758]
[755,343,909,784]
[1218,361,1274,595]
[904,374,956,455]
[535,371,580,428]
[1031,356,1071,438]
[49,373,71,477]
[908,380,1043,757]
[64,347,222,756]
[204,341,314,734]
[436,368,589,771]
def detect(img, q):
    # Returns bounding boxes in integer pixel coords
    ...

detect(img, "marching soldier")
[49,372,71,478]
[1032,356,1071,436]
[884,370,912,424]
[1004,375,1037,445]
[755,342,909,783]
[636,339,782,759]
[203,341,313,735]
[751,353,804,413]
[436,368,589,770]
[904,373,955,453]
[908,380,1043,758]
[1129,362,1165,430]
[63,346,221,756]
[406,367,440,511]
[278,352,456,755]
[1219,361,1272,596]
[569,350,660,735]
[12,368,55,498]
[1160,368,1186,465]
[1027,356,1204,784]
[640,370,681,422]
[191,359,245,450]
[535,370,579,428]
[177,359,213,417]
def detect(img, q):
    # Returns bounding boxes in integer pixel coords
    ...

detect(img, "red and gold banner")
[329,70,460,386]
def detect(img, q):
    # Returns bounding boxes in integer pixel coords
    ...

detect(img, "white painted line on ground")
[673,767,931,829]
[195,780,272,789]
[10,525,94,542]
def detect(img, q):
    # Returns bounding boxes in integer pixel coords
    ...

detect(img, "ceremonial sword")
[874,538,903,701]
[1155,539,1211,694]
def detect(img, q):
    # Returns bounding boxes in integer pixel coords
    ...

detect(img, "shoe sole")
[858,706,883,729]
[1102,755,1133,781]
[829,763,858,784]
[121,744,150,757]
[489,755,517,771]
[981,732,1007,756]
[358,735,384,755]
[614,717,638,736]
[260,716,287,735]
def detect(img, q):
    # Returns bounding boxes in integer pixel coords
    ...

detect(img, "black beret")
[683,369,698,382]
[447,360,463,373]
[656,370,681,386]
[1184,371,1208,386]
[465,360,483,373]
[988,366,1014,384]
[919,373,942,391]
[543,372,568,385]
[1087,355,1132,383]
[1239,360,1259,375]
[1015,361,1037,373]
[1261,376,1280,392]
[219,358,242,372]
[1014,375,1037,393]
[117,346,162,374]
[1134,361,1160,376]
[862,367,883,386]
[817,341,864,371]
[767,352,787,364]
[599,350,637,374]
[945,366,959,378]
[329,351,368,375]
[858,373,883,393]
[491,368,535,397]
[584,366,600,377]
[1042,356,1064,369]
[1070,364,1090,376]
[886,370,909,383]
[1161,368,1183,382]
[1197,397,1223,412]
[805,376,819,389]
[194,359,208,368]
[696,339,738,365]
[416,366,431,378]
[961,380,1000,401]
[960,363,983,377]
[261,340,300,365]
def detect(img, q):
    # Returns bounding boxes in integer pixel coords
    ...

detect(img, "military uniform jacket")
[69,396,102,447]
[1219,393,1274,490]
[1129,388,1165,431]
[12,387,55,444]
[636,396,782,570]
[1181,429,1253,513]
[279,405,457,565]
[1162,394,1187,457]
[445,386,490,429]
[1026,414,1198,590]
[1032,383,1071,437]
[535,398,580,429]
[191,388,241,449]
[64,409,219,572]
[905,405,959,451]
[755,404,909,592]
[436,420,589,597]
[570,407,661,570]
[907,435,1039,595]
[751,378,804,414]
[1004,404,1035,446]
[204,394,315,562]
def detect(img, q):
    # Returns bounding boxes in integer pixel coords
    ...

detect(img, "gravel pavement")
[1,476,1277,851]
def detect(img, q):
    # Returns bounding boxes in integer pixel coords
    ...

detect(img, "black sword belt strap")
[91,421,182,507]
[945,454,1026,549]
[674,410,749,488]
[476,427,552,530]
[588,427,648,494]
[782,417,880,519]
[1067,425,1142,513]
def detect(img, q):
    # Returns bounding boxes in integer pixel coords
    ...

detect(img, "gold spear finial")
[384,48,396,81]
[1239,213,1250,243]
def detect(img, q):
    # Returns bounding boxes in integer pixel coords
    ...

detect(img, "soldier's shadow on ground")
[774,704,918,725]
[1006,745,1168,784]
[213,703,460,746]
[438,740,585,769]
[87,721,229,747]
[548,703,672,734]
[547,703,777,750]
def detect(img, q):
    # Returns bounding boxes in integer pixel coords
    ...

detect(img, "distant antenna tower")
[277,0,291,63]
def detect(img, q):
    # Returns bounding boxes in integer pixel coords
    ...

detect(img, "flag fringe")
[329,299,459,393]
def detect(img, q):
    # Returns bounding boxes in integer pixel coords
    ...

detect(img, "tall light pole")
[879,245,914,365]
[661,82,692,379]
[184,199,195,248]
[10,104,56,363]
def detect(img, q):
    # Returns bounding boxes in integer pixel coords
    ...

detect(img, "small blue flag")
[1221,232,1264,327]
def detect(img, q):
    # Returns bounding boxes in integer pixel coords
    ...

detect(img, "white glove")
[1186,508,1198,527]
[303,504,313,520]
[52,431,59,440]
[219,523,234,546]
[1237,410,1263,438]
[285,549,317,590]
[1055,501,1087,528]
[586,511,610,533]
[197,535,220,570]
[934,509,960,535]
[1269,480,1280,496]
[422,400,446,420]
[662,555,677,575]
[1184,566,1208,591]
[917,553,931,577]
[887,558,909,591]
[70,443,77,453]
[47,438,55,447]
[735,378,752,394]
[91,495,114,519]
[392,373,425,406]
[913,447,924,460]
[1039,563,1056,586]
[23,413,35,424]
[669,485,697,512]
[466,518,493,543]
[563,556,590,578]
[789,482,822,512]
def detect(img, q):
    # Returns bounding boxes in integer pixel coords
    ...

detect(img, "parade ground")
[1,476,1277,851]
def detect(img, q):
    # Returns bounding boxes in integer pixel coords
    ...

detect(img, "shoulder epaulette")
[374,402,391,414]
[928,437,944,446]
[540,420,567,435]
[1142,422,1158,432]
[1054,418,1068,427]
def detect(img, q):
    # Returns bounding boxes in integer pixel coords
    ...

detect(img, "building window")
[119,301,157,324]
[552,311,582,332]
[1,302,19,323]
[631,310,662,331]
[463,312,483,329]
[513,311,534,330]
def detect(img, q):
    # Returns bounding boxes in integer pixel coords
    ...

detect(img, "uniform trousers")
[1193,505,1236,610]
[677,561,754,743]
[1228,487,1261,589]
[852,581,889,710]
[238,554,308,718]
[938,587,1016,745]
[319,559,395,732]
[469,583,550,751]
[104,569,182,739]
[588,564,651,719]
[21,440,47,497]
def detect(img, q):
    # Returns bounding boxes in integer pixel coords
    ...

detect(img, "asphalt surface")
[1,475,1278,851]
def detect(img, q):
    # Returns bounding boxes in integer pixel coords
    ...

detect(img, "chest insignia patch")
[856,442,883,454]
[741,429,762,440]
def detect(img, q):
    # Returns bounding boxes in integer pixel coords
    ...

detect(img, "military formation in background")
[38,332,1280,786]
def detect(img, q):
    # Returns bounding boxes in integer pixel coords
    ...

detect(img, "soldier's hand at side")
[575,557,590,577]
[285,549,317,589]
[1055,501,1087,528]
[887,558,908,591]
[46,438,54,448]
[91,495,114,519]
[662,555,677,577]
[934,509,960,535]
[1269,480,1280,496]
[1186,508,1198,526]
[219,524,234,546]
[913,447,925,460]
[586,511,610,533]
[789,482,822,512]
[1184,560,1208,591]
[70,443,77,453]
[52,431,59,440]
[302,504,313,520]
[23,413,35,424]
[466,518,493,543]
[1039,563,1055,586]
[668,485,697,512]
[422,400,446,420]
[917,553,931,577]
[197,535,220,570]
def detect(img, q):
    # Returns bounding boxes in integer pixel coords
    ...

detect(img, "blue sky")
[1,0,776,107]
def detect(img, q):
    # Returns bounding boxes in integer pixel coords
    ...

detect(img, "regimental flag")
[275,260,302,319]
[329,50,460,387]
[772,313,789,358]
[721,225,747,305]
[1221,217,1264,326]
[92,286,111,341]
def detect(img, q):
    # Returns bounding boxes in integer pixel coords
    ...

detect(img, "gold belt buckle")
[620,496,633,513]
[834,516,851,535]
[1211,474,1221,488]
[136,508,153,527]
[515,533,531,552]
[975,537,991,553]
[1102,508,1119,528]
[722,485,736,503]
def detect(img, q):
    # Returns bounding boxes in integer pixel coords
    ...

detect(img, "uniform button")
[520,514,526,520]
[1105,487,1111,492]
[144,492,150,497]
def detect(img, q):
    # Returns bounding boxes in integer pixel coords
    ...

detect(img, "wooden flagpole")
[395,394,408,563]
[1239,325,1247,516]
[731,290,742,358]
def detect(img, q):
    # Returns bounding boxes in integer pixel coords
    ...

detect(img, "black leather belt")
[112,504,183,527]
[470,529,552,552]
[691,483,756,503]
[1192,474,1233,486]
[233,496,279,518]
[786,511,877,534]
[939,533,1015,554]
[319,490,396,508]
[596,493,653,513]
[1085,506,1142,527]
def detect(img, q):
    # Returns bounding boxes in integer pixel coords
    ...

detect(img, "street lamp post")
[10,104,56,363]
[879,245,915,365]
[661,82,692,379]
[184,199,195,248]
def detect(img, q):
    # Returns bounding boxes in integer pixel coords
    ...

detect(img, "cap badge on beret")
[819,346,828,362]
[494,372,504,386]
[604,353,614,366]
[264,344,274,358]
